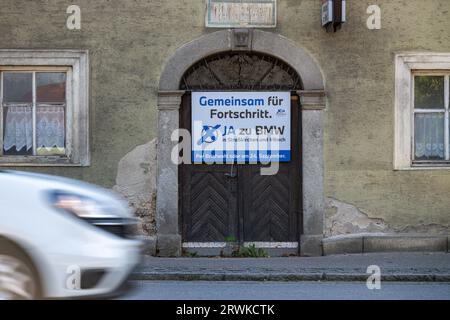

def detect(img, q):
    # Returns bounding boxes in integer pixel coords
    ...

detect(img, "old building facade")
[1,0,449,256]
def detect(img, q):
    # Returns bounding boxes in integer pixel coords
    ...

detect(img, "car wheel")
[0,254,39,300]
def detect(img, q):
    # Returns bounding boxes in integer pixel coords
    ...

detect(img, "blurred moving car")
[0,170,142,299]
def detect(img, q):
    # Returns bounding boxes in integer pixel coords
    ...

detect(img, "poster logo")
[198,125,221,145]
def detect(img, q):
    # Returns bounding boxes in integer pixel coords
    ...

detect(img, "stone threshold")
[182,242,299,257]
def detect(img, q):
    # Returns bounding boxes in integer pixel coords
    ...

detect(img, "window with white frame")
[0,50,89,166]
[395,53,450,169]
[413,73,449,163]
[1,69,68,156]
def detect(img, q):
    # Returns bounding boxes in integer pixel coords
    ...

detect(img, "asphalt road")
[119,281,450,300]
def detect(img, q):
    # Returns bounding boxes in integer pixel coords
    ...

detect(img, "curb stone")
[130,272,450,282]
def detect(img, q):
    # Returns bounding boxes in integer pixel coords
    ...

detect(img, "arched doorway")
[179,52,302,255]
[156,29,326,256]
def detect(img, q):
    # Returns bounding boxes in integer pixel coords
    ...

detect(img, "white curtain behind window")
[3,106,33,152]
[415,113,445,159]
[36,106,65,149]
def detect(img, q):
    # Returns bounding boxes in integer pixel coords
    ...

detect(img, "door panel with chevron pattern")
[242,166,299,241]
[181,165,238,241]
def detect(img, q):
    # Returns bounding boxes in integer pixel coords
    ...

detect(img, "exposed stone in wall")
[325,198,391,237]
[113,139,157,236]
[325,198,450,237]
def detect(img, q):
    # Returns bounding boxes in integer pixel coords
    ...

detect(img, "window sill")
[0,156,85,167]
[395,163,450,171]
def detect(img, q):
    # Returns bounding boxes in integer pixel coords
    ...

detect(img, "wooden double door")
[179,93,302,243]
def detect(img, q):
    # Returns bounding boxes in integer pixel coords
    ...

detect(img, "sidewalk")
[132,252,450,282]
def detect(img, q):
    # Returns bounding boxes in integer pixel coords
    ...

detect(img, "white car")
[0,170,142,299]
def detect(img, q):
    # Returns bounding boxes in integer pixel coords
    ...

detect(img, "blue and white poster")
[191,92,291,163]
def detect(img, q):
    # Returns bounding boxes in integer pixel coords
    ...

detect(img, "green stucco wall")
[1,0,449,232]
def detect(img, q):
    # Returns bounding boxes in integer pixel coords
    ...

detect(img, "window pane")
[414,113,445,160]
[36,105,65,156]
[36,72,66,103]
[414,76,445,109]
[3,105,33,155]
[2,73,33,103]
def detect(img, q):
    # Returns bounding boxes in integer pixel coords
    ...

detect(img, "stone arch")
[156,29,326,256]
[159,29,324,91]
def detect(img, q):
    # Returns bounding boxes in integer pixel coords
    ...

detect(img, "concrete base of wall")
[156,234,181,257]
[152,233,449,257]
[300,235,323,257]
[136,235,157,256]
[323,234,449,255]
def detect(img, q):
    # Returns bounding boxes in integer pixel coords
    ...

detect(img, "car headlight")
[47,190,138,239]
[48,191,120,219]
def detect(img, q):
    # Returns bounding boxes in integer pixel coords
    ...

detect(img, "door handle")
[225,172,237,178]
[225,163,237,178]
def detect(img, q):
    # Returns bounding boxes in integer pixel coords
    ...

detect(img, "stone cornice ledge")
[157,90,186,110]
[297,90,326,110]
